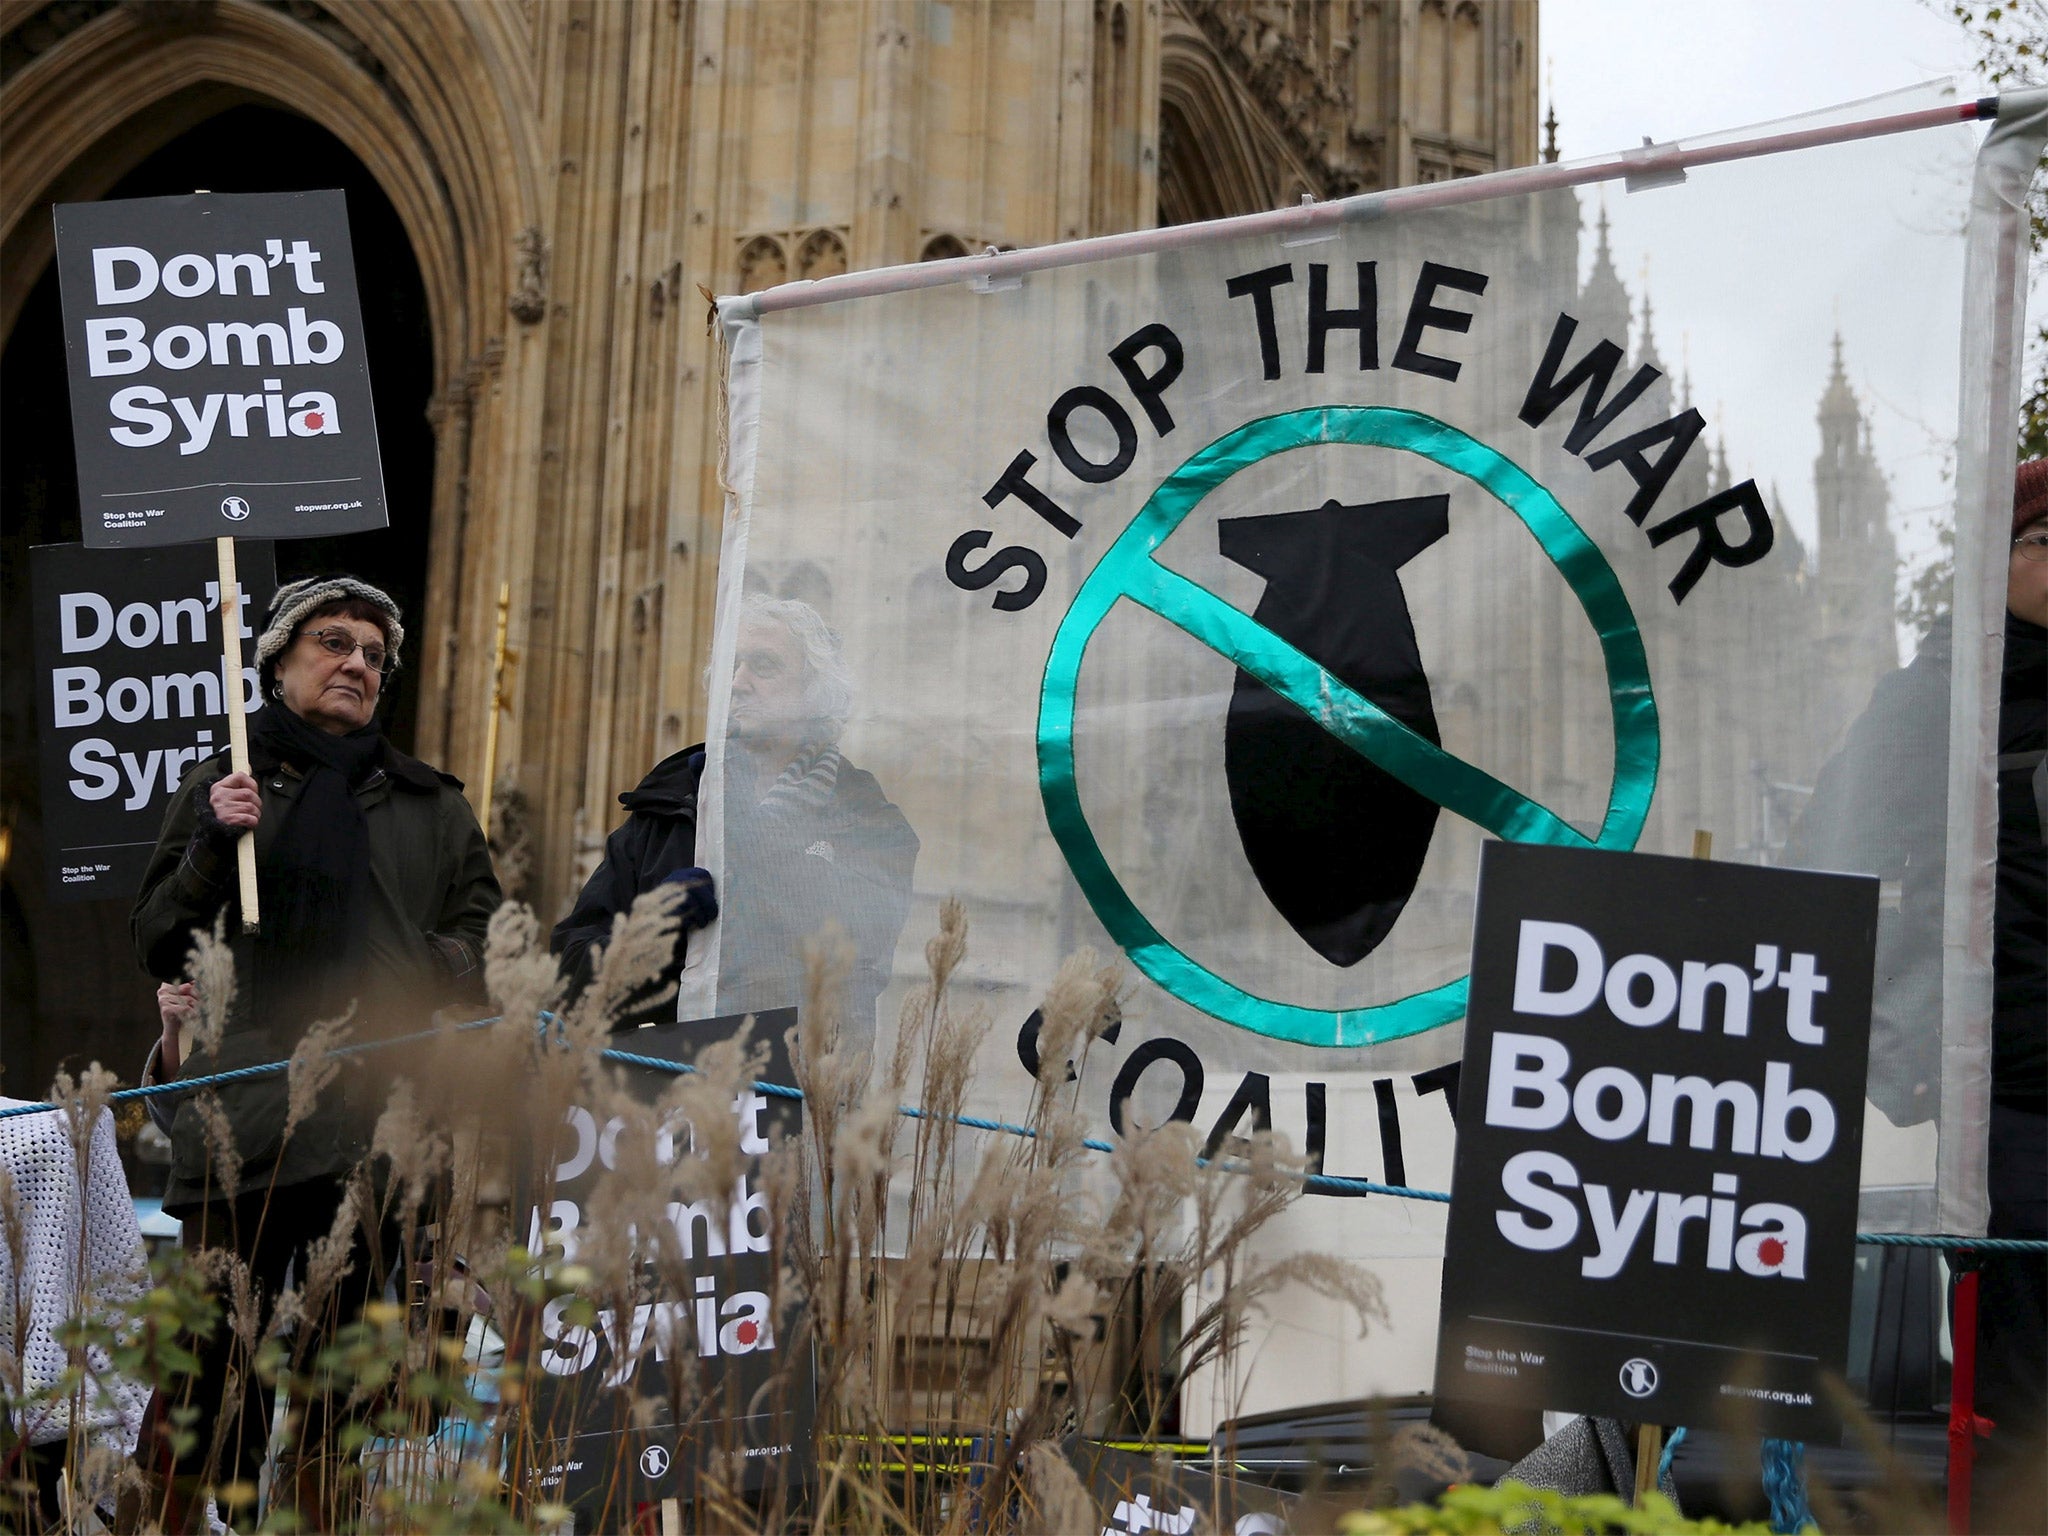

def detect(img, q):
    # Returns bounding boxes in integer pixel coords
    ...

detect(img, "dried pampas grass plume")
[198,1247,262,1357]
[1031,948,1123,1091]
[192,1090,243,1198]
[924,895,968,998]
[299,1170,368,1325]
[1254,1251,1386,1340]
[372,1078,450,1228]
[48,1061,115,1168]
[1388,1420,1474,1488]
[182,912,236,1057]
[567,882,688,1049]
[1042,1269,1102,1338]
[1021,1441,1097,1536]
[484,900,564,1029]
[284,1007,354,1141]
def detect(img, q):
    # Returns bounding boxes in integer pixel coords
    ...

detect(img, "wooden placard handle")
[1634,1421,1663,1506]
[216,536,261,934]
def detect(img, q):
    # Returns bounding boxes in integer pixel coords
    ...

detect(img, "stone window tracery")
[795,228,848,280]
[737,234,788,294]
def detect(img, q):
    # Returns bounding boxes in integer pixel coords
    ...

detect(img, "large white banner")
[695,87,2043,1408]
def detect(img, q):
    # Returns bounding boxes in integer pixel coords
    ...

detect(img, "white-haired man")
[554,594,918,1036]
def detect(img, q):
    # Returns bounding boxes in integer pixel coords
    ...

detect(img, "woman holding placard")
[129,575,500,1515]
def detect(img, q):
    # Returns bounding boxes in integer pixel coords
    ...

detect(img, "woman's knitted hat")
[2016,457,2048,536]
[256,575,405,680]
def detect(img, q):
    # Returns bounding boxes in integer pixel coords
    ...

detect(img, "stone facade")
[0,1,1536,1089]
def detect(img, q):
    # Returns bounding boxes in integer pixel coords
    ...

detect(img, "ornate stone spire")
[1578,200,1630,343]
[1636,264,1663,372]
[1544,62,1559,164]
[1817,332,1858,433]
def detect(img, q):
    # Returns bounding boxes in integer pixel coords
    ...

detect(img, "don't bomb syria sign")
[710,110,2005,1218]
[54,190,388,547]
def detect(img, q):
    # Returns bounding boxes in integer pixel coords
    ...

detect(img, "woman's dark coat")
[132,738,500,1213]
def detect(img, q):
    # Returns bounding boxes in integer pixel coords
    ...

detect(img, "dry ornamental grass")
[8,891,1917,1535]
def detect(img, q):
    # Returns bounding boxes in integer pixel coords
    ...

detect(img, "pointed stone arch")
[737,234,789,292]
[1,2,540,385]
[1158,28,1270,225]
[1157,14,1323,226]
[1,0,546,767]
[795,227,848,280]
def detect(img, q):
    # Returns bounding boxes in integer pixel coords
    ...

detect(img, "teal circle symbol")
[1037,406,1660,1048]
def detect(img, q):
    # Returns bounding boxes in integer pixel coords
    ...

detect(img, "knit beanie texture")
[255,575,405,680]
[2016,457,2048,536]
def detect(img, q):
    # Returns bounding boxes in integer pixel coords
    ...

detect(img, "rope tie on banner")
[1760,1437,1813,1534]
[3,1019,2045,1251]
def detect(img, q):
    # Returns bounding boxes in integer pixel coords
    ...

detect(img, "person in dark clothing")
[130,575,500,1513]
[555,594,918,1045]
[1785,616,1954,1125]
[1793,464,2045,1530]
[1975,462,2046,1533]
[551,745,719,1021]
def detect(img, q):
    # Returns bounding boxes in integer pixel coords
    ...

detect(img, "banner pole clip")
[970,245,1023,294]
[1623,136,1688,194]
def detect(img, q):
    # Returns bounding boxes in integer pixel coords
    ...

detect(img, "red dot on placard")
[1757,1237,1786,1267]
[304,412,325,430]
[735,1320,759,1345]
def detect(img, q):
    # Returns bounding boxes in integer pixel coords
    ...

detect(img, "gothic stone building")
[0,0,1538,1087]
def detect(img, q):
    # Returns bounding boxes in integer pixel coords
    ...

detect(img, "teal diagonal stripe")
[1126,560,1593,848]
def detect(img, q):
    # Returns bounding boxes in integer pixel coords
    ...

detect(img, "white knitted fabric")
[0,1102,150,1453]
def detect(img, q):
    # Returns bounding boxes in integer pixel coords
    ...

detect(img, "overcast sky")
[1539,0,2012,599]
[1542,0,1985,159]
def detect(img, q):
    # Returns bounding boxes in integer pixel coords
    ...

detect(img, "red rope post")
[1948,1254,1995,1534]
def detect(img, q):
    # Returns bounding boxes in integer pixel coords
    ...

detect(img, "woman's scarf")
[246,703,385,1030]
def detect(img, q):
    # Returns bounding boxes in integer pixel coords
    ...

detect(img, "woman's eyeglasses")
[2015,529,2048,564]
[302,626,399,675]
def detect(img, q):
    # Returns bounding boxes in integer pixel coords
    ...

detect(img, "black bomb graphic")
[1037,405,1658,1049]
[1219,493,1449,966]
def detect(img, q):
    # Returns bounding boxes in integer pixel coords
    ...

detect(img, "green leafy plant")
[1340,1480,1776,1536]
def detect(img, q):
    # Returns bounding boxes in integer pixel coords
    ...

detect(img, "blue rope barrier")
[4,1021,2042,1250]
[1760,1436,1813,1534]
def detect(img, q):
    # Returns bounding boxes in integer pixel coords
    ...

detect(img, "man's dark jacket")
[552,747,920,1038]
[552,748,711,1007]
[1787,614,2045,1122]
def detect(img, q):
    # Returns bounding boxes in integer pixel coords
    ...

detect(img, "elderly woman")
[130,574,499,1508]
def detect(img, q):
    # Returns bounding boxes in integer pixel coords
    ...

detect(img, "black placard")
[1064,1438,1294,1533]
[524,1011,813,1516]
[52,190,387,547]
[1433,842,1876,1441]
[29,540,277,902]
